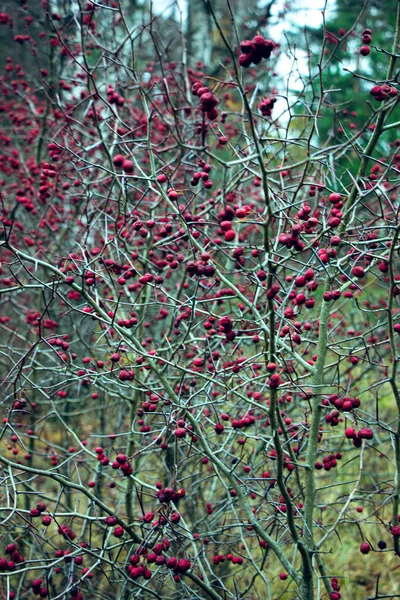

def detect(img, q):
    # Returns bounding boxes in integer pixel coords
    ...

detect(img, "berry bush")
[1,1,400,599]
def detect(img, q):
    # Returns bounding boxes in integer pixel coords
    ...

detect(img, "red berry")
[352,266,365,278]
[329,192,342,203]
[112,154,124,167]
[360,542,370,554]
[122,159,134,173]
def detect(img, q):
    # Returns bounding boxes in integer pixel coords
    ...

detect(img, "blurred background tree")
[281,0,399,182]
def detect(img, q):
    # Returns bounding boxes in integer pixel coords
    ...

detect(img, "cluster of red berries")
[14,34,30,44]
[218,315,236,341]
[29,502,46,518]
[326,191,344,225]
[324,397,363,427]
[239,35,275,68]
[174,419,191,439]
[315,452,342,471]
[48,450,59,466]
[82,270,96,286]
[126,540,191,581]
[106,84,125,106]
[330,577,341,600]
[39,162,59,203]
[234,205,252,219]
[31,579,49,598]
[118,368,135,381]
[325,410,341,427]
[141,509,180,525]
[126,547,156,580]
[185,258,216,278]
[12,396,28,411]
[360,27,372,55]
[46,141,63,164]
[278,223,306,252]
[29,502,51,526]
[327,394,361,412]
[112,153,134,173]
[111,452,133,476]
[286,270,318,310]
[218,412,255,430]
[266,281,280,300]
[276,200,318,244]
[345,426,374,447]
[206,501,213,514]
[370,83,398,102]
[156,485,186,503]
[317,245,338,265]
[218,218,237,242]
[0,543,24,572]
[259,95,277,117]
[212,553,243,565]
[323,289,341,302]
[269,373,281,389]
[190,158,213,188]
[192,82,219,120]
[58,523,76,540]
